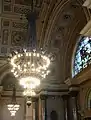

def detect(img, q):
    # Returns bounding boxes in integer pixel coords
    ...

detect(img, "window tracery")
[73,36,91,76]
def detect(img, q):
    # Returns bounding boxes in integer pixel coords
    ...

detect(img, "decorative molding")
[83,0,91,9]
[12,22,28,29]
[2,29,9,45]
[80,20,91,36]
[3,4,12,12]
[0,86,3,93]
[13,5,30,15]
[11,31,25,46]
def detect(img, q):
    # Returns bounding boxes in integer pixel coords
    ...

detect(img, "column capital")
[69,91,78,97]
[61,94,69,100]
[69,85,79,91]
[69,85,79,97]
[40,95,48,100]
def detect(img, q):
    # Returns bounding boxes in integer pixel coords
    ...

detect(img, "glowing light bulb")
[18,54,21,57]
[24,69,27,72]
[24,64,27,67]
[26,53,29,56]
[28,62,30,65]
[18,65,20,69]
[29,53,31,56]
[33,53,36,56]
[11,69,14,73]
[36,53,39,57]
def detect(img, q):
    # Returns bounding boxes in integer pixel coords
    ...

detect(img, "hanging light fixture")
[23,88,36,107]
[10,0,51,91]
[7,86,20,116]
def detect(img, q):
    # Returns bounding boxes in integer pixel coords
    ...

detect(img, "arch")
[43,0,90,47]
[86,88,91,110]
[72,36,91,77]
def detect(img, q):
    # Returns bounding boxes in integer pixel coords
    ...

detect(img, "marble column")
[62,95,69,120]
[40,95,47,120]
[69,91,79,120]
[32,97,39,120]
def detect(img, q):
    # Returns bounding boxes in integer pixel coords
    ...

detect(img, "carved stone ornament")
[11,31,24,46]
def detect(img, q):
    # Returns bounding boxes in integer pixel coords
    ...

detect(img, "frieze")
[12,22,28,29]
[11,31,25,46]
[13,5,30,15]
[14,0,30,5]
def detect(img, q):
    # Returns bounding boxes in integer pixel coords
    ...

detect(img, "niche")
[50,110,58,120]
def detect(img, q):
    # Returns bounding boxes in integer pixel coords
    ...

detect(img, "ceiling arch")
[38,0,91,82]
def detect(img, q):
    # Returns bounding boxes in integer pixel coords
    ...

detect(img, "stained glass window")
[73,36,91,77]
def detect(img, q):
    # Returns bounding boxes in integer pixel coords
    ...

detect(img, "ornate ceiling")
[0,0,90,92]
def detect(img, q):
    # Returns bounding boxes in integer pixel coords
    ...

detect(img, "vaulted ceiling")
[0,0,90,91]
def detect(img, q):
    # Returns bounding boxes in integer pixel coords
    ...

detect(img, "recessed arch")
[85,88,91,110]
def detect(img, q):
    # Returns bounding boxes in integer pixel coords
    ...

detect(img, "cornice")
[64,65,91,86]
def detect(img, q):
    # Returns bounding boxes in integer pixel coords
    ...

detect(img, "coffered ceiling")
[0,0,90,92]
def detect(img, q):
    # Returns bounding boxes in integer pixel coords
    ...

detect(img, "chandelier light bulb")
[29,53,31,56]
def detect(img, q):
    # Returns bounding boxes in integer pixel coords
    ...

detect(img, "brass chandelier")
[10,0,51,97]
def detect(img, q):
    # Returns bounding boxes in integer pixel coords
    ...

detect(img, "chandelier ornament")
[7,86,20,116]
[23,88,36,96]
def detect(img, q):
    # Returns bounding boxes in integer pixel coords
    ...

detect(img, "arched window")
[73,36,91,77]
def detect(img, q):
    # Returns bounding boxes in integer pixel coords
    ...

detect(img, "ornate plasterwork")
[11,31,25,46]
[3,0,43,14]
[38,0,90,83]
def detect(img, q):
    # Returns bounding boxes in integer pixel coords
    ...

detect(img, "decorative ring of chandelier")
[10,49,51,89]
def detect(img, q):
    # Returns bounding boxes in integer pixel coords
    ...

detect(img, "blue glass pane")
[73,36,91,76]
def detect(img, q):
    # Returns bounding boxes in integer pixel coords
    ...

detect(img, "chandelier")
[7,87,20,116]
[11,49,50,89]
[10,0,51,100]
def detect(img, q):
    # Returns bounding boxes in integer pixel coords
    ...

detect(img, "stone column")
[62,95,69,120]
[25,99,33,120]
[32,97,39,120]
[69,87,79,120]
[40,95,47,120]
